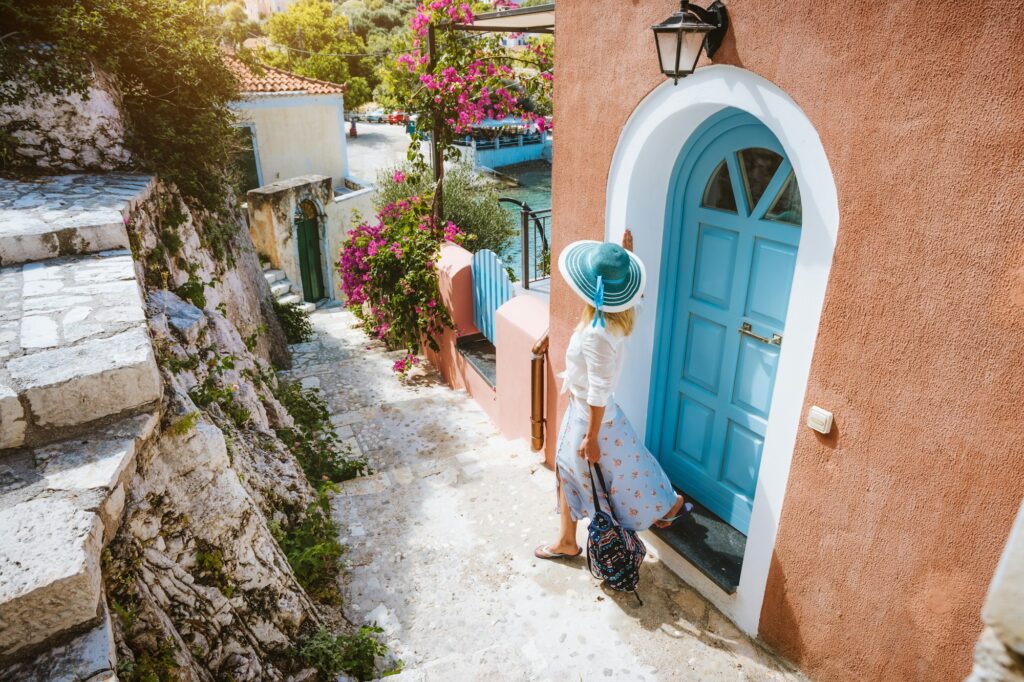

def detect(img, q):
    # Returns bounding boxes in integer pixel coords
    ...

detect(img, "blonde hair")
[578,304,635,337]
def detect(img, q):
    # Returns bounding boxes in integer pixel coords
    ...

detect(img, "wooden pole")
[427,24,444,221]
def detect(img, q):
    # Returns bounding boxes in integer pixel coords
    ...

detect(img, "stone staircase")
[0,174,161,679]
[263,264,315,313]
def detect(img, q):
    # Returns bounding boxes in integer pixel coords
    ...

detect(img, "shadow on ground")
[279,307,805,682]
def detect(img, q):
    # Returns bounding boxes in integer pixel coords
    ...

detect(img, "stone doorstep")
[5,327,162,448]
[0,412,156,660]
[264,269,285,284]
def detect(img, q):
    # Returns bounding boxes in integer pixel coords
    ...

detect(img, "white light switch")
[806,406,833,434]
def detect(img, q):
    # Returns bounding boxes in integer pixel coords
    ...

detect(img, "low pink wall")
[424,244,498,424]
[494,295,549,444]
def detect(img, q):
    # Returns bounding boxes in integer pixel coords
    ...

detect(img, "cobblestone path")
[280,306,805,682]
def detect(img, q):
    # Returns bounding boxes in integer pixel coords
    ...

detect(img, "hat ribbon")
[592,275,606,328]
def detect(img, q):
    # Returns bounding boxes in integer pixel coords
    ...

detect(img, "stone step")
[277,293,302,306]
[297,301,316,314]
[270,280,292,297]
[0,174,154,267]
[0,599,116,682]
[263,269,285,284]
[0,251,162,450]
[0,412,156,661]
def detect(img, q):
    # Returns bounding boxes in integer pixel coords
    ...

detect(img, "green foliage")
[200,212,240,267]
[244,324,267,352]
[165,411,200,437]
[274,380,369,484]
[298,624,389,681]
[116,639,179,682]
[270,486,344,604]
[0,0,243,208]
[220,1,263,49]
[188,352,252,428]
[194,540,234,596]
[272,299,314,344]
[376,163,516,256]
[257,0,372,107]
[174,272,207,310]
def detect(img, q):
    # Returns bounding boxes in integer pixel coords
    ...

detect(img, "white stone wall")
[0,73,131,172]
[232,94,348,189]
[325,184,376,297]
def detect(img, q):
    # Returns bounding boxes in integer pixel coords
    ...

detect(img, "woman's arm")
[578,404,605,463]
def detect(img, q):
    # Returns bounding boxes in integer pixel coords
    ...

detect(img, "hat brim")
[557,240,646,313]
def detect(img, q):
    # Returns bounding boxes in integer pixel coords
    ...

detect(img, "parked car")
[366,109,386,123]
[388,111,408,125]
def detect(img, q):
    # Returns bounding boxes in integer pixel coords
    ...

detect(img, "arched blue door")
[649,109,803,534]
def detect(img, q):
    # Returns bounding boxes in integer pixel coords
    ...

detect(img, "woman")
[535,237,690,560]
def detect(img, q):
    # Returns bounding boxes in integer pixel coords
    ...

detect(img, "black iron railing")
[499,198,551,289]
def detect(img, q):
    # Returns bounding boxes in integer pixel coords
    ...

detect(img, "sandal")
[654,501,695,529]
[534,544,583,560]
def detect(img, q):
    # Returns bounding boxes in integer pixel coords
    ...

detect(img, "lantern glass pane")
[655,29,681,74]
[679,30,707,74]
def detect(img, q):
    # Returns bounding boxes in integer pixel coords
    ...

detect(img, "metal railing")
[456,133,545,151]
[499,198,551,290]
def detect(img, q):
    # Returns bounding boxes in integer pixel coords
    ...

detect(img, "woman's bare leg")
[547,485,580,554]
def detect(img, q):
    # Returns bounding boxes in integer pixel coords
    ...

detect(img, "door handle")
[739,322,782,347]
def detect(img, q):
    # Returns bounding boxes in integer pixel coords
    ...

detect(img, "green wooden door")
[296,216,325,302]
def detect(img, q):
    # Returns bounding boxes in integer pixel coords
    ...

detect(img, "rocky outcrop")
[0,172,330,680]
[0,72,132,173]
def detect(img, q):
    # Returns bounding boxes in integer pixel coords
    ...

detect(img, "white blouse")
[561,324,626,413]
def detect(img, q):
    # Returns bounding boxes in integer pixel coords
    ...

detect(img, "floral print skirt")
[555,400,678,532]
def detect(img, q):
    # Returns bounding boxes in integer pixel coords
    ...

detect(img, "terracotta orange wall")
[550,2,1024,680]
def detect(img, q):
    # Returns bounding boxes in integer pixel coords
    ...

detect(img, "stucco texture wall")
[235,95,347,187]
[549,2,1024,681]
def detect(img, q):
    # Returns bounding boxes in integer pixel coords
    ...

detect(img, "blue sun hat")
[558,240,647,326]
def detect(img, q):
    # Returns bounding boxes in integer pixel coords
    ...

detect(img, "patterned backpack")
[586,463,647,605]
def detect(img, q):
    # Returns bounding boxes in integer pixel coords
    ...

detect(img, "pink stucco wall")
[423,244,499,424]
[494,295,549,444]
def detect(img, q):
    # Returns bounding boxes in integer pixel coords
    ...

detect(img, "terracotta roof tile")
[225,54,346,96]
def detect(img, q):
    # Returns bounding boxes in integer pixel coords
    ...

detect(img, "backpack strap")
[589,462,619,524]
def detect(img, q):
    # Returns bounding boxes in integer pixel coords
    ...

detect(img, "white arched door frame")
[605,65,839,634]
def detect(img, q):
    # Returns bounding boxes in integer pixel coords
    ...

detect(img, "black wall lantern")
[652,1,729,83]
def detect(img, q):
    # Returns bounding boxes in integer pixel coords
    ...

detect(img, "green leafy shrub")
[299,625,389,681]
[274,380,369,484]
[375,162,517,256]
[0,0,242,208]
[116,639,179,682]
[175,272,207,310]
[273,299,314,344]
[188,353,251,428]
[165,411,200,437]
[271,486,344,604]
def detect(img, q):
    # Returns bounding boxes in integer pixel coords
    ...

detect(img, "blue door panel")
[692,225,739,308]
[731,337,779,418]
[649,108,802,535]
[745,238,797,328]
[721,420,763,499]
[682,314,727,393]
[676,395,714,465]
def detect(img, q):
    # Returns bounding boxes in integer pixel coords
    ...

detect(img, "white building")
[225,55,350,192]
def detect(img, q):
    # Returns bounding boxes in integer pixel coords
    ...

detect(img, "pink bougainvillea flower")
[393,170,407,183]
